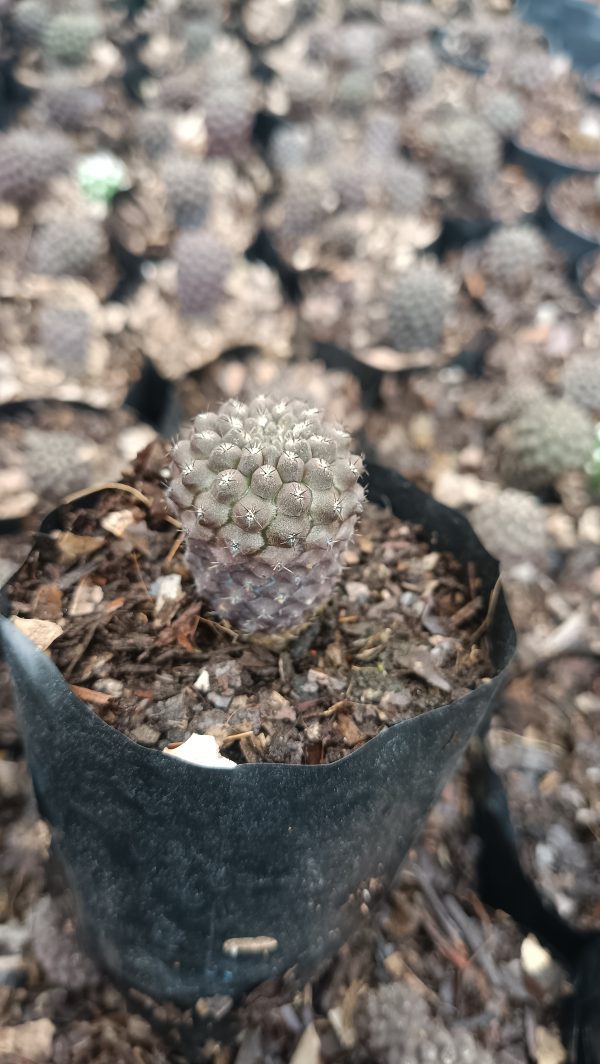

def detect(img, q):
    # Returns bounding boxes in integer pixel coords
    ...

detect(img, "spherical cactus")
[137,111,173,160]
[399,42,437,97]
[174,230,231,316]
[499,397,596,490]
[478,89,524,138]
[167,396,365,635]
[43,12,101,67]
[161,156,211,228]
[277,174,326,253]
[38,305,90,369]
[362,110,401,160]
[383,158,428,214]
[387,261,453,351]
[562,352,600,412]
[268,124,310,173]
[430,114,501,186]
[0,129,73,204]
[505,51,553,95]
[283,65,328,117]
[480,224,547,293]
[356,982,495,1064]
[31,217,106,276]
[183,16,217,59]
[334,67,374,114]
[470,489,548,568]
[204,84,254,158]
[23,429,91,497]
[41,76,103,130]
[10,0,50,47]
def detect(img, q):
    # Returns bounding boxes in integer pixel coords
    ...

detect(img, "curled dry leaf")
[13,616,63,651]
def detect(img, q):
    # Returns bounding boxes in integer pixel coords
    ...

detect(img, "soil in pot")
[6,440,490,767]
[518,100,600,171]
[548,173,600,244]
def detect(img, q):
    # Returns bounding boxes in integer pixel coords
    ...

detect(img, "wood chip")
[13,616,63,651]
[69,579,104,617]
[101,509,136,538]
[289,1024,322,1064]
[0,1018,56,1062]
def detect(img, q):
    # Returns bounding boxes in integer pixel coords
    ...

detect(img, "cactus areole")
[168,396,365,635]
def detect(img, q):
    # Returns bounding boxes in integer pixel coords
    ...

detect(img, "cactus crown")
[168,395,365,635]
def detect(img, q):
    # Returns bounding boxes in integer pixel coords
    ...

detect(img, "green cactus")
[38,306,90,369]
[481,224,547,293]
[167,396,365,635]
[161,156,212,228]
[430,114,501,187]
[478,89,524,138]
[499,397,596,490]
[31,217,106,276]
[11,0,50,47]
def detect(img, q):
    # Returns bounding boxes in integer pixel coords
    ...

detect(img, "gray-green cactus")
[38,306,90,369]
[204,84,254,157]
[11,0,50,47]
[470,489,547,567]
[430,114,501,187]
[43,12,101,67]
[478,89,524,138]
[399,42,437,97]
[481,224,546,292]
[383,158,428,214]
[31,217,106,276]
[168,396,365,635]
[387,261,453,351]
[499,397,596,490]
[0,129,73,204]
[174,230,231,316]
[162,156,211,228]
[562,351,600,412]
[356,981,495,1064]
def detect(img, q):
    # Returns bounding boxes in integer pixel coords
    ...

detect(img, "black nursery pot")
[0,464,516,1007]
[544,180,600,265]
[507,138,600,189]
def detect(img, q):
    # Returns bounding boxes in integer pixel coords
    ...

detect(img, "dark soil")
[6,441,488,766]
[519,105,600,167]
[549,173,600,241]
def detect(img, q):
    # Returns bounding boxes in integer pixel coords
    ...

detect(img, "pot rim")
[2,460,516,775]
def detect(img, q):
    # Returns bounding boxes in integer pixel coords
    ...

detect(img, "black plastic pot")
[507,138,600,189]
[576,247,600,307]
[517,0,600,71]
[0,463,516,1007]
[543,181,600,265]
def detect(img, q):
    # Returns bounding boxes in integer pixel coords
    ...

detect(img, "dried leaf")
[101,509,136,538]
[54,531,105,565]
[0,1018,56,1062]
[13,616,63,651]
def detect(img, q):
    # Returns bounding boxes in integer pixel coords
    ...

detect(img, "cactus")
[162,156,212,229]
[38,306,90,369]
[383,158,428,214]
[183,16,217,59]
[356,982,495,1064]
[41,76,103,130]
[362,110,401,160]
[562,351,600,412]
[480,224,547,293]
[429,114,501,187]
[499,397,596,490]
[43,12,101,67]
[470,489,547,567]
[268,124,310,173]
[399,42,437,98]
[31,217,106,276]
[276,174,326,253]
[0,129,73,204]
[204,84,254,158]
[11,0,50,47]
[174,230,231,316]
[23,429,91,497]
[334,67,374,113]
[387,261,453,351]
[283,66,329,117]
[167,396,365,635]
[478,89,524,138]
[137,112,173,160]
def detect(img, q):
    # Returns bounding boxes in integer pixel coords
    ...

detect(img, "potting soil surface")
[6,440,489,766]
[548,173,600,242]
